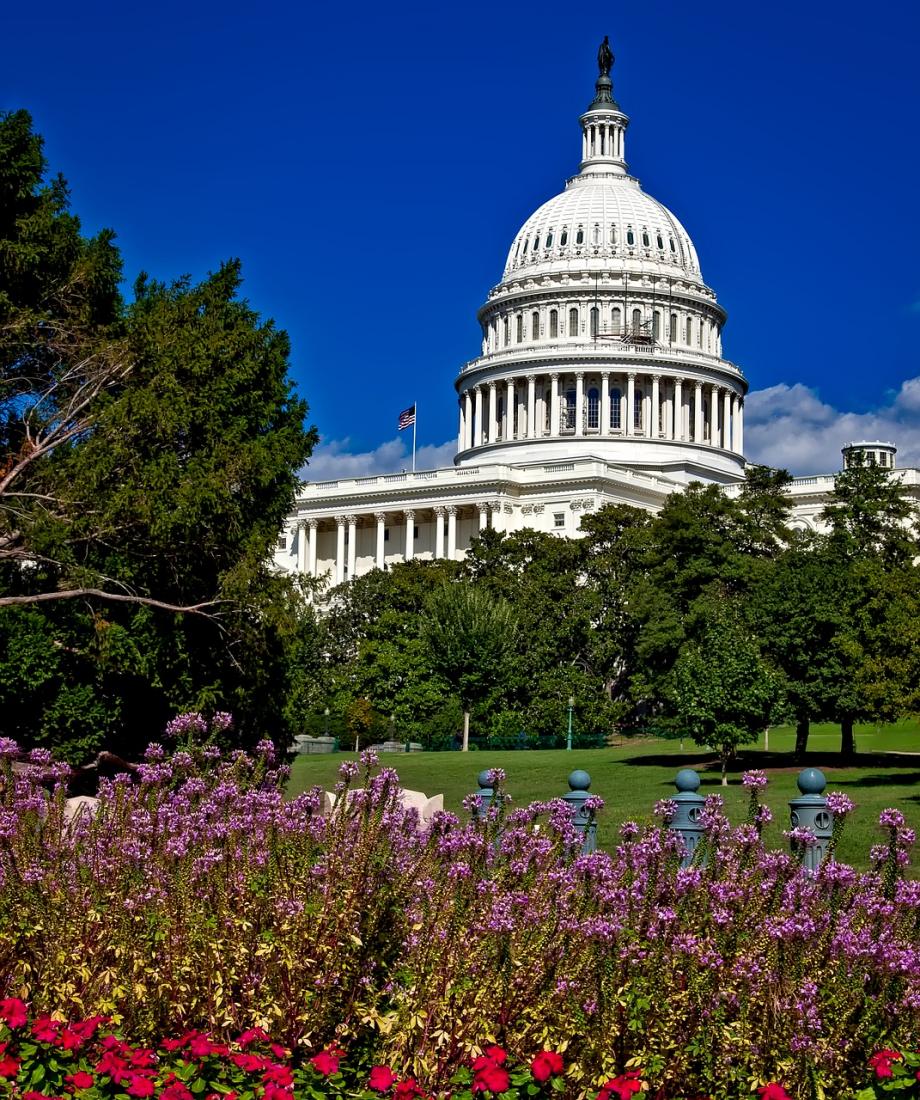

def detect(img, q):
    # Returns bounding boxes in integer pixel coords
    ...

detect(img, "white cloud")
[745,377,920,474]
[301,436,458,481]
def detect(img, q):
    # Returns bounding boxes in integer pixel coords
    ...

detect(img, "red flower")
[869,1050,903,1079]
[0,998,28,1029]
[756,1086,792,1100]
[32,1015,62,1043]
[0,1050,20,1078]
[96,1051,130,1083]
[126,1073,156,1097]
[531,1051,564,1083]
[263,1064,294,1088]
[161,1085,193,1100]
[393,1080,425,1100]
[484,1046,507,1065]
[66,1071,95,1090]
[269,1043,287,1059]
[160,1039,185,1052]
[231,1052,268,1073]
[71,1016,107,1041]
[309,1049,340,1076]
[129,1049,157,1070]
[263,1085,293,1100]
[59,1028,85,1051]
[237,1027,270,1046]
[473,1063,510,1093]
[369,1066,397,1092]
[597,1071,643,1100]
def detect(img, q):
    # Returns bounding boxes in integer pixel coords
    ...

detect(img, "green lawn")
[288,719,920,870]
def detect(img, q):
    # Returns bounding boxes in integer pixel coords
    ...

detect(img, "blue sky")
[4,0,919,475]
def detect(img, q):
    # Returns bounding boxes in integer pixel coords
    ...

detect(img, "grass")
[287,719,920,870]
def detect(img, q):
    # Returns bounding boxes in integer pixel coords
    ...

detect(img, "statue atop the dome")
[597,36,614,77]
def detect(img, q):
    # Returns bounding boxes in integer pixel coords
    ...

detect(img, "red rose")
[484,1045,507,1065]
[60,1029,84,1051]
[0,1051,20,1078]
[531,1051,564,1083]
[32,1016,62,1043]
[756,1086,792,1100]
[0,999,28,1029]
[369,1066,397,1092]
[66,1071,95,1090]
[473,1063,510,1093]
[310,1050,340,1076]
[236,1028,270,1046]
[263,1064,294,1088]
[869,1050,903,1079]
[597,1070,643,1100]
[160,1085,193,1100]
[231,1052,267,1073]
[393,1079,425,1100]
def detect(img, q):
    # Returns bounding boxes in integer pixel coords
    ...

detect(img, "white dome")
[503,175,702,282]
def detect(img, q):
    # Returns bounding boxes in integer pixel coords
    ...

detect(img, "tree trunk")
[462,709,470,752]
[794,717,810,765]
[764,726,769,752]
[840,716,856,761]
[721,755,728,786]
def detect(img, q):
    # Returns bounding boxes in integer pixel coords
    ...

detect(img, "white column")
[710,384,720,445]
[643,385,652,438]
[307,519,318,577]
[506,379,515,440]
[601,372,610,436]
[694,381,703,443]
[404,510,415,562]
[478,505,489,533]
[651,375,660,438]
[527,374,537,439]
[723,390,732,450]
[474,387,483,447]
[346,517,357,580]
[626,373,636,436]
[737,399,744,454]
[731,394,741,454]
[375,512,386,570]
[673,377,683,440]
[490,501,503,533]
[487,383,497,442]
[550,373,560,436]
[434,507,445,559]
[575,372,584,436]
[446,505,457,560]
[458,399,465,452]
[296,522,307,574]
[464,391,473,449]
[335,516,346,585]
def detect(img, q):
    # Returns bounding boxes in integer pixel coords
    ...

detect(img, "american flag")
[397,404,416,430]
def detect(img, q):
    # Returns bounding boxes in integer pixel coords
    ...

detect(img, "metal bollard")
[669,768,705,867]
[562,769,597,854]
[789,768,833,872]
[470,769,495,818]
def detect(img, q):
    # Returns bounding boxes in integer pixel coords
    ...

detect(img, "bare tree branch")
[0,589,223,615]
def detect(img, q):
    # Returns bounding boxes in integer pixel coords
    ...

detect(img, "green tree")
[420,582,517,751]
[823,452,918,564]
[668,600,782,783]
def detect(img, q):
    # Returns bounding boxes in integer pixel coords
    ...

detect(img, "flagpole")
[412,401,417,472]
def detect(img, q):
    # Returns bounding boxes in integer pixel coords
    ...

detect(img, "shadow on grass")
[615,748,920,780]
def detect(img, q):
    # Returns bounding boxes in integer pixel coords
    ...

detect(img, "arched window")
[592,224,601,245]
[568,307,579,337]
[560,228,568,246]
[503,317,510,346]
[697,320,703,348]
[497,396,504,438]
[631,308,642,334]
[587,387,600,429]
[669,312,677,344]
[522,238,529,255]
[656,233,664,249]
[669,237,676,252]
[642,231,650,247]
[543,388,551,431]
[534,235,541,251]
[685,317,693,345]
[653,311,661,340]
[590,306,599,337]
[531,311,540,340]
[609,224,617,245]
[634,388,644,431]
[610,387,622,430]
[549,309,558,339]
[626,228,635,246]
[516,314,523,343]
[546,230,554,247]
[575,226,584,245]
[564,388,576,430]
[612,306,622,334]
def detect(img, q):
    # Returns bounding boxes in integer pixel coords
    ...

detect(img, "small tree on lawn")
[669,602,782,784]
[420,582,517,751]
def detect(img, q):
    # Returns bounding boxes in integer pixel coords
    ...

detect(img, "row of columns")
[296,504,503,583]
[458,372,744,454]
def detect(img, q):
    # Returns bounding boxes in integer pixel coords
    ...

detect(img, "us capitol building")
[275,41,917,585]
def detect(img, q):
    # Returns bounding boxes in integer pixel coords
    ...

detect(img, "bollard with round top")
[670,768,705,867]
[789,767,832,872]
[471,769,495,818]
[563,769,597,854]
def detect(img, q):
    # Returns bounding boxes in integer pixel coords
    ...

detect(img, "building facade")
[274,48,917,585]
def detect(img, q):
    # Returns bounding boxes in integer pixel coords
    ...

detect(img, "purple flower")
[879,808,905,830]
[0,737,20,758]
[28,747,53,765]
[784,827,817,847]
[742,769,768,790]
[826,792,854,817]
[653,798,677,822]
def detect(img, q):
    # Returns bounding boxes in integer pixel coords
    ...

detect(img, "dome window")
[522,238,529,254]
[503,317,510,346]
[610,388,622,430]
[560,228,569,246]
[567,307,579,337]
[531,311,540,340]
[626,228,635,246]
[634,388,644,431]
[612,306,622,333]
[534,235,541,251]
[575,226,584,245]
[669,237,676,252]
[549,309,558,338]
[592,224,601,245]
[546,230,554,247]
[564,388,576,431]
[610,225,617,245]
[516,314,524,343]
[590,306,599,337]
[587,387,600,430]
[657,234,664,249]
[642,231,650,247]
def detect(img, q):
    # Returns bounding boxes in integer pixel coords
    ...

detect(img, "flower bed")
[1,737,919,1099]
